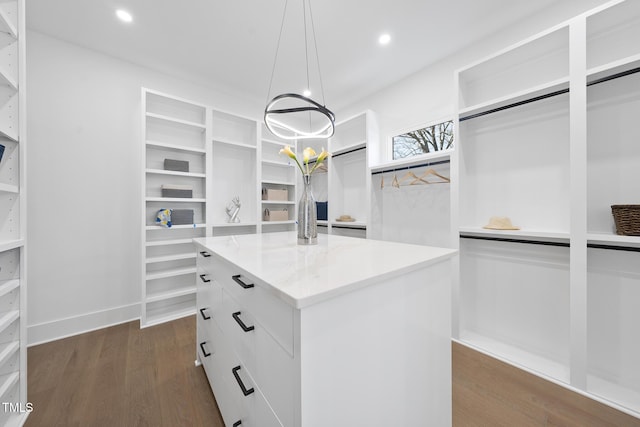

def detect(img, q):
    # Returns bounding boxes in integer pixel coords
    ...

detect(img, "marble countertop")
[194,232,457,308]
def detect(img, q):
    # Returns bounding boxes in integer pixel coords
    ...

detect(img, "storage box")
[263,208,288,222]
[172,209,194,225]
[262,188,289,201]
[162,184,193,198]
[164,158,189,172]
[316,202,328,221]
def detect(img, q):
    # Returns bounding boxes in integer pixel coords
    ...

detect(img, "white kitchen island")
[193,232,457,427]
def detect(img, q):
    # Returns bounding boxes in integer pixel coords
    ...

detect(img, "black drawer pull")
[232,365,254,396]
[232,311,254,332]
[199,274,211,283]
[199,342,211,357]
[232,275,254,289]
[233,421,242,427]
[199,251,211,257]
[199,308,210,320]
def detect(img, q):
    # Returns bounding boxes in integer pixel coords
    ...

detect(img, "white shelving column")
[259,123,297,234]
[585,0,640,416]
[0,0,26,425]
[327,111,376,238]
[454,0,640,418]
[141,89,208,327]
[210,109,258,236]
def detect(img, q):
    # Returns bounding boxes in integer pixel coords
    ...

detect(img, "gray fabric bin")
[164,159,189,172]
[162,188,193,198]
[172,209,194,225]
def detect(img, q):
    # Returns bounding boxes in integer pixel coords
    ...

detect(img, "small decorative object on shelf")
[611,205,640,236]
[226,196,241,223]
[0,143,4,162]
[336,215,355,222]
[482,216,520,230]
[279,146,330,245]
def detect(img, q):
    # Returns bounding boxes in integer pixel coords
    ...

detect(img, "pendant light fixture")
[264,0,335,140]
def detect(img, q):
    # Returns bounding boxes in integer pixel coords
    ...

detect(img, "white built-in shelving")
[141,89,208,327]
[210,109,258,237]
[301,111,377,239]
[453,0,640,418]
[0,1,26,425]
[259,125,297,233]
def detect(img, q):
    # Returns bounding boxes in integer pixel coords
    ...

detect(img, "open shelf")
[262,160,293,168]
[144,297,196,328]
[332,141,366,157]
[0,239,22,253]
[0,68,17,91]
[0,279,19,298]
[262,200,295,205]
[0,371,19,400]
[145,168,206,178]
[146,253,196,264]
[145,197,206,203]
[0,341,18,367]
[262,220,295,225]
[0,310,19,333]
[146,223,205,230]
[213,138,256,150]
[146,286,197,304]
[145,266,196,281]
[212,222,258,228]
[0,3,17,38]
[460,227,570,245]
[146,112,206,130]
[587,233,640,249]
[458,77,569,120]
[261,179,295,186]
[331,221,367,229]
[146,140,206,154]
[145,238,194,247]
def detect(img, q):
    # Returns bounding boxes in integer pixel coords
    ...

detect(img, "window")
[392,119,454,160]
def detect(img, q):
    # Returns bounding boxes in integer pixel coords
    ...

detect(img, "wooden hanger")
[412,168,450,184]
[392,173,400,188]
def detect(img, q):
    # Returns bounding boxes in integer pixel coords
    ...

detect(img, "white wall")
[26,31,263,345]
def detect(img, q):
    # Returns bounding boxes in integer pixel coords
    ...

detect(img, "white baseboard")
[27,303,140,346]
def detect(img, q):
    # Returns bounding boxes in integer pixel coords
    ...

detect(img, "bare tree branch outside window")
[392,120,454,160]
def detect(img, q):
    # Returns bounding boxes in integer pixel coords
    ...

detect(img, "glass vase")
[298,174,317,245]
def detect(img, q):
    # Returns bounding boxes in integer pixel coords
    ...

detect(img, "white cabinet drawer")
[219,290,295,426]
[211,254,294,356]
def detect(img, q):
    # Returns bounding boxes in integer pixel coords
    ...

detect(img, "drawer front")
[220,289,295,427]
[211,254,294,356]
[220,353,284,427]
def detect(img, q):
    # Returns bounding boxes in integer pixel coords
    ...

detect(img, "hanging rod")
[587,66,640,87]
[587,243,640,253]
[331,224,367,231]
[371,159,450,175]
[332,146,366,159]
[459,65,640,123]
[460,234,569,247]
[459,88,569,122]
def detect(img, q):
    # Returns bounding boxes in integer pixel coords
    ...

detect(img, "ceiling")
[27,0,573,111]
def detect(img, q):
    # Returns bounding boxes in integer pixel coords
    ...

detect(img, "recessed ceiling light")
[116,9,133,23]
[303,89,312,97]
[379,33,391,45]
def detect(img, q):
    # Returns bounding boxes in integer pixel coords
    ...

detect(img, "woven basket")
[611,205,640,236]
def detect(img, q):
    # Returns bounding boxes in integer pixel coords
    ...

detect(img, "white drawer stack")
[195,247,295,427]
[194,233,455,426]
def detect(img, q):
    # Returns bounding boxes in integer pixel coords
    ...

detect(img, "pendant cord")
[266,0,289,105]
[308,0,326,106]
[303,0,312,133]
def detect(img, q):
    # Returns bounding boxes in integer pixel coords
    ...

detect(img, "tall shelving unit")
[259,123,297,234]
[453,0,640,418]
[141,89,208,327]
[0,0,26,425]
[210,109,258,237]
[300,111,377,238]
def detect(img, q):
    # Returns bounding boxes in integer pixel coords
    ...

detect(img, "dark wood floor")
[25,316,640,426]
[26,316,223,427]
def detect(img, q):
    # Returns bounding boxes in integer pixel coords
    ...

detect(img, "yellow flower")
[279,145,296,159]
[303,147,316,164]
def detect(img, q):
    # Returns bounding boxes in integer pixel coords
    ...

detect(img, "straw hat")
[336,215,355,222]
[483,216,519,230]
